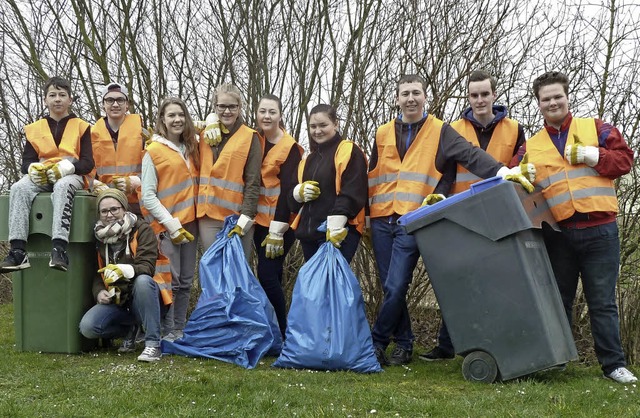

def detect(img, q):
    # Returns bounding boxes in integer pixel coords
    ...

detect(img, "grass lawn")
[0,303,637,417]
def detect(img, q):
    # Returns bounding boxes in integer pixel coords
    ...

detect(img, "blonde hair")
[212,83,244,116]
[155,97,200,170]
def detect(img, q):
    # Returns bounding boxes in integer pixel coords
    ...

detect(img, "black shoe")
[374,346,389,366]
[0,249,30,273]
[418,346,455,361]
[388,346,413,366]
[49,247,69,271]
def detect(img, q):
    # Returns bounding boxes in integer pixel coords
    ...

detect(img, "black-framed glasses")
[104,97,127,105]
[216,104,239,112]
[99,206,124,216]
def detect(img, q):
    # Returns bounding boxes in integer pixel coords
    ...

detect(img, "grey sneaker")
[137,346,162,362]
[49,247,69,271]
[118,326,139,353]
[0,249,30,273]
[162,330,184,342]
[605,367,637,383]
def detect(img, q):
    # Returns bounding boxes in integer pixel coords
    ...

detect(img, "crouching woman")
[80,189,171,362]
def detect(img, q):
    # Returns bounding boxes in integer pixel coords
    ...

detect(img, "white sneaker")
[162,330,184,342]
[137,346,162,362]
[605,367,638,383]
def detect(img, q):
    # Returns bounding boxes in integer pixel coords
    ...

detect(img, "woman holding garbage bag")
[141,97,199,342]
[196,83,262,260]
[253,95,303,338]
[80,189,171,362]
[287,104,368,263]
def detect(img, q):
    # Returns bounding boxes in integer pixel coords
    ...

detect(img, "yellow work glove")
[228,214,255,238]
[293,180,321,203]
[261,220,289,259]
[141,127,154,147]
[421,194,446,207]
[564,134,599,166]
[201,113,228,146]
[326,215,348,248]
[518,153,536,183]
[91,179,111,195]
[113,175,141,194]
[98,263,134,284]
[163,217,194,245]
[28,163,49,186]
[46,159,75,183]
[497,166,535,193]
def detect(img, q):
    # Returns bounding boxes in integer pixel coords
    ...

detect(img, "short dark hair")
[532,71,569,100]
[43,77,72,97]
[309,103,338,124]
[468,70,496,92]
[396,74,427,96]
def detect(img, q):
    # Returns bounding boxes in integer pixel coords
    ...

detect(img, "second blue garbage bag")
[273,242,381,373]
[162,215,283,369]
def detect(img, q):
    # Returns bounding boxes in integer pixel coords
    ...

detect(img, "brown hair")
[258,94,286,130]
[43,76,72,97]
[155,97,200,170]
[309,103,338,124]
[468,70,496,92]
[532,71,569,100]
[396,74,427,96]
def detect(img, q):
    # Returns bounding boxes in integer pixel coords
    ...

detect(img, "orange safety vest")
[97,230,173,306]
[450,118,519,194]
[527,118,618,221]
[24,118,91,188]
[197,125,256,221]
[368,116,444,217]
[142,141,198,234]
[291,140,365,234]
[91,114,144,204]
[255,132,303,227]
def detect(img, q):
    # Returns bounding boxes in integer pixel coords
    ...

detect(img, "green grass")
[0,303,638,417]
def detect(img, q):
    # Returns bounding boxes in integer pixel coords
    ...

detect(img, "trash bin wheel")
[462,351,499,383]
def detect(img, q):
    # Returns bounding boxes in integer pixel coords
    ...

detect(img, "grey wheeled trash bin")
[398,177,578,382]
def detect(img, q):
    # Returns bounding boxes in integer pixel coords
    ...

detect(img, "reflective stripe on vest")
[91,114,144,204]
[142,141,197,234]
[255,132,303,227]
[450,118,519,194]
[197,125,256,220]
[291,140,365,234]
[368,116,444,217]
[527,117,618,221]
[131,232,173,306]
[24,118,89,162]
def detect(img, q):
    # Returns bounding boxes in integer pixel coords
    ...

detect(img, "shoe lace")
[140,346,157,356]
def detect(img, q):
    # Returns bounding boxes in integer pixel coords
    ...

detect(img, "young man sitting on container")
[368,74,533,366]
[0,76,94,273]
[510,71,636,384]
[421,70,529,362]
[80,189,170,362]
[91,82,147,215]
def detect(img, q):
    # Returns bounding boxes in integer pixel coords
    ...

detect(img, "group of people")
[0,70,636,383]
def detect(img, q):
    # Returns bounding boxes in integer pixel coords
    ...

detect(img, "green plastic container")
[0,191,97,353]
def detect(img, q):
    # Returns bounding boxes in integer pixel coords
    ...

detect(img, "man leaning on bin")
[510,71,637,384]
[0,76,94,273]
[367,74,533,367]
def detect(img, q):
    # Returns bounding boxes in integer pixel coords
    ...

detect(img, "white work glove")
[293,180,321,203]
[510,152,536,183]
[200,113,225,146]
[261,220,289,259]
[98,263,134,284]
[28,163,50,186]
[421,194,446,207]
[163,217,195,245]
[46,159,75,183]
[326,215,348,248]
[228,214,255,238]
[565,134,599,167]
[497,166,535,193]
[113,175,141,194]
[92,179,111,195]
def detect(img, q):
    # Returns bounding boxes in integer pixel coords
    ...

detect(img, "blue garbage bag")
[162,215,283,368]
[273,242,382,373]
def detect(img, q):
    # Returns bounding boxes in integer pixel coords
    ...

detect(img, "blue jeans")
[370,217,420,351]
[542,221,626,373]
[299,227,360,263]
[79,275,162,348]
[253,224,296,338]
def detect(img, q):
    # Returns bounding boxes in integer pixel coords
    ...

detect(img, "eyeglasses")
[216,104,239,112]
[104,97,127,105]
[99,206,123,216]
